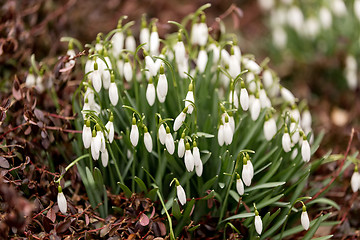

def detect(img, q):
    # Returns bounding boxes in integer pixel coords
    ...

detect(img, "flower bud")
[130,119,139,147]
[57,186,67,214]
[176,184,186,205]
[301,207,310,230]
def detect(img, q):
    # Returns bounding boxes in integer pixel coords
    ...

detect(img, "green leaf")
[303,213,332,240]
[195,132,215,138]
[172,199,182,220]
[134,176,148,192]
[312,235,334,240]
[307,197,340,210]
[245,182,286,193]
[117,182,132,198]
[223,212,255,222]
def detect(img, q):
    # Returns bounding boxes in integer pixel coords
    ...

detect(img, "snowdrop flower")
[91,128,101,160]
[98,130,106,153]
[165,126,175,155]
[301,205,310,231]
[105,115,114,143]
[176,183,186,205]
[301,136,311,162]
[263,116,277,141]
[158,124,166,145]
[84,86,95,106]
[25,70,36,88]
[240,83,249,111]
[236,175,244,195]
[243,58,261,74]
[146,78,156,106]
[262,69,273,89]
[125,30,136,52]
[90,61,102,92]
[82,119,92,149]
[174,32,186,63]
[224,115,233,145]
[218,124,225,146]
[250,96,261,121]
[197,48,208,73]
[291,148,298,160]
[242,157,253,186]
[150,24,160,56]
[223,112,236,133]
[197,18,208,46]
[208,42,220,64]
[140,17,150,50]
[301,109,312,132]
[123,58,133,82]
[157,65,168,102]
[145,55,158,78]
[331,0,347,17]
[351,167,360,192]
[287,6,304,33]
[258,0,274,11]
[143,126,153,153]
[220,49,230,66]
[184,142,194,172]
[319,7,332,30]
[282,127,292,152]
[184,82,195,114]
[174,107,188,132]
[192,141,203,176]
[254,210,263,235]
[259,88,271,108]
[130,117,139,147]
[57,186,67,214]
[355,0,360,21]
[100,55,112,90]
[178,58,189,79]
[272,27,287,49]
[303,17,320,39]
[345,69,357,90]
[229,85,239,109]
[85,58,94,75]
[290,121,300,144]
[281,87,295,105]
[109,75,119,106]
[112,31,124,58]
[229,51,241,79]
[101,149,109,167]
[178,133,186,158]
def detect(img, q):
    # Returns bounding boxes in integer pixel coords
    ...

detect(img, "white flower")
[195,161,203,177]
[255,215,263,235]
[243,58,261,74]
[185,87,195,114]
[240,88,249,111]
[174,111,187,132]
[291,148,298,160]
[331,0,347,17]
[229,115,235,133]
[146,82,156,106]
[57,190,67,214]
[25,73,36,88]
[262,69,273,89]
[184,144,194,172]
[123,61,133,82]
[193,144,203,176]
[158,124,166,145]
[229,89,239,109]
[319,7,332,29]
[85,59,94,75]
[101,58,112,89]
[345,69,357,90]
[242,162,253,186]
[145,55,157,77]
[355,0,360,21]
[91,130,101,160]
[105,120,114,143]
[197,49,208,73]
[301,139,311,162]
[112,32,124,57]
[351,171,360,192]
[176,185,186,205]
[91,69,102,93]
[117,59,124,77]
[82,124,92,149]
[157,69,168,101]
[258,0,274,11]
[140,27,150,50]
[247,159,254,180]
[144,131,153,153]
[236,178,244,195]
[130,120,139,147]
[272,27,287,49]
[125,34,136,52]
[301,110,312,131]
[178,58,189,79]
[165,128,175,155]
[218,124,225,146]
[259,89,271,108]
[98,131,106,153]
[220,49,230,66]
[250,97,261,121]
[301,210,310,230]
[303,18,320,39]
[229,54,241,79]
[101,149,109,167]
[208,43,220,64]
[84,87,95,106]
[150,28,160,56]
[281,87,295,105]
[178,138,185,158]
[197,22,208,46]
[287,6,304,33]
[175,41,186,64]
[109,82,119,106]
[224,121,233,145]
[263,117,277,141]
[282,132,292,152]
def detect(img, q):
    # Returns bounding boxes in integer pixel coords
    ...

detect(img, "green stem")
[55,153,90,183]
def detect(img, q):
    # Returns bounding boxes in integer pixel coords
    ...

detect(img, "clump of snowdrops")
[57,4,337,239]
[258,0,360,90]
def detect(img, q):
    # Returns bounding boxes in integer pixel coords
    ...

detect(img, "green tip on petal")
[132,117,136,125]
[143,126,148,133]
[86,119,91,127]
[58,185,63,193]
[95,124,101,131]
[302,205,306,212]
[94,62,98,71]
[193,141,197,148]
[92,129,96,137]
[109,113,114,122]
[185,142,191,150]
[255,210,259,216]
[243,157,247,165]
[189,82,193,91]
[181,132,186,139]
[166,126,170,134]
[160,65,165,74]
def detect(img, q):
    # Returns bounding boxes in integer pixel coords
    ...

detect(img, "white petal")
[125,35,136,52]
[242,164,252,186]
[176,185,186,205]
[282,133,292,152]
[165,133,175,154]
[281,87,295,105]
[301,140,311,162]
[197,23,208,46]
[145,56,157,77]
[109,82,119,106]
[102,70,111,89]
[84,88,95,106]
[130,124,139,147]
[224,122,233,145]
[240,88,249,111]
[193,147,201,166]
[229,55,241,79]
[124,62,133,82]
[351,172,360,192]
[150,31,160,56]
[218,125,225,146]
[140,28,150,49]
[157,74,168,98]
[158,125,166,145]
[144,132,153,153]
[146,83,156,106]
[184,150,194,172]
[195,161,203,177]
[57,192,67,214]
[250,98,261,121]
[301,110,312,130]
[255,215,263,235]
[301,211,310,230]
[197,50,208,73]
[178,138,185,158]
[112,32,124,57]
[91,137,100,160]
[229,90,239,109]
[264,118,277,141]
[91,71,102,92]
[262,69,273,89]
[82,126,92,149]
[185,91,194,114]
[174,112,186,131]
[105,121,114,143]
[236,178,244,195]
[101,149,109,167]
[175,41,186,64]
[25,74,36,88]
